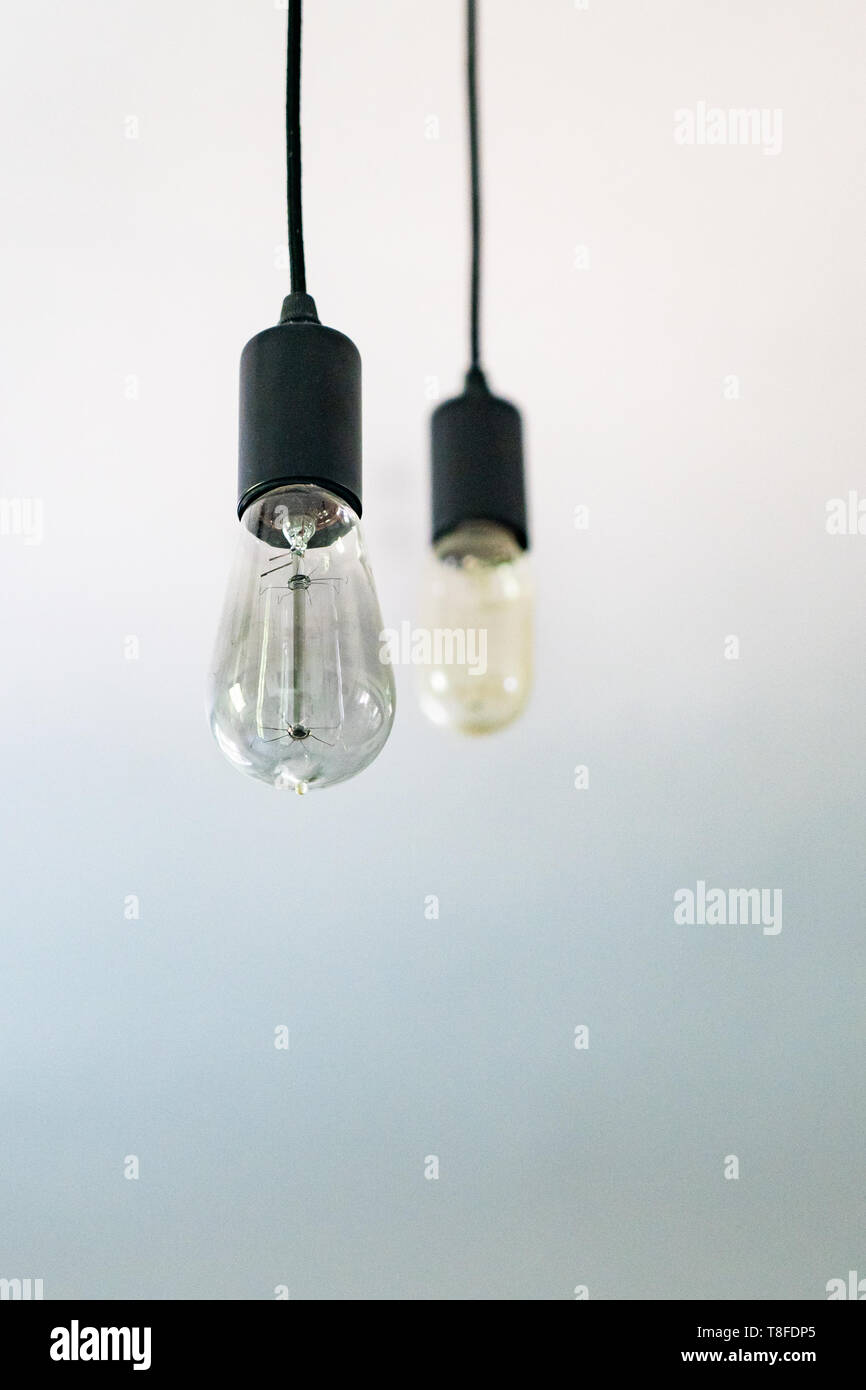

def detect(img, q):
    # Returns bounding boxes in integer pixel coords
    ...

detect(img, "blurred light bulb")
[208,483,395,792]
[417,519,532,734]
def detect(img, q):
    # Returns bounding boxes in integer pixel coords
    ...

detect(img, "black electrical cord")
[467,0,482,373]
[286,0,306,294]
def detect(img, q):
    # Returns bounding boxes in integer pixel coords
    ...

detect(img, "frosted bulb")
[417,519,532,734]
[208,484,395,792]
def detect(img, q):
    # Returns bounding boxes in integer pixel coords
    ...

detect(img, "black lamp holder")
[237,292,362,524]
[431,366,527,551]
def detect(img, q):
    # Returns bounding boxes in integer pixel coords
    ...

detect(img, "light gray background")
[1,0,864,1299]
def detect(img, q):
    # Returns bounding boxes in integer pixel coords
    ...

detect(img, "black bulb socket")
[430,367,529,551]
[237,293,362,523]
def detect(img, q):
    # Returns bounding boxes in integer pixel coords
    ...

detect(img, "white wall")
[0,0,863,1297]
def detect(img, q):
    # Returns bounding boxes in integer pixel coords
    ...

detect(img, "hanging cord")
[286,0,306,294]
[467,0,482,376]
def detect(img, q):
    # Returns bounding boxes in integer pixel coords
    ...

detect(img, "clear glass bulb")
[416,519,532,735]
[208,484,395,793]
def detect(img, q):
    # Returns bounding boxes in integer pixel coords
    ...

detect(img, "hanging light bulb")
[417,0,532,735]
[418,372,532,734]
[207,1,394,792]
[209,475,394,793]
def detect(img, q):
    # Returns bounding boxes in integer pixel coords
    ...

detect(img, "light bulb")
[208,483,395,793]
[417,519,532,734]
